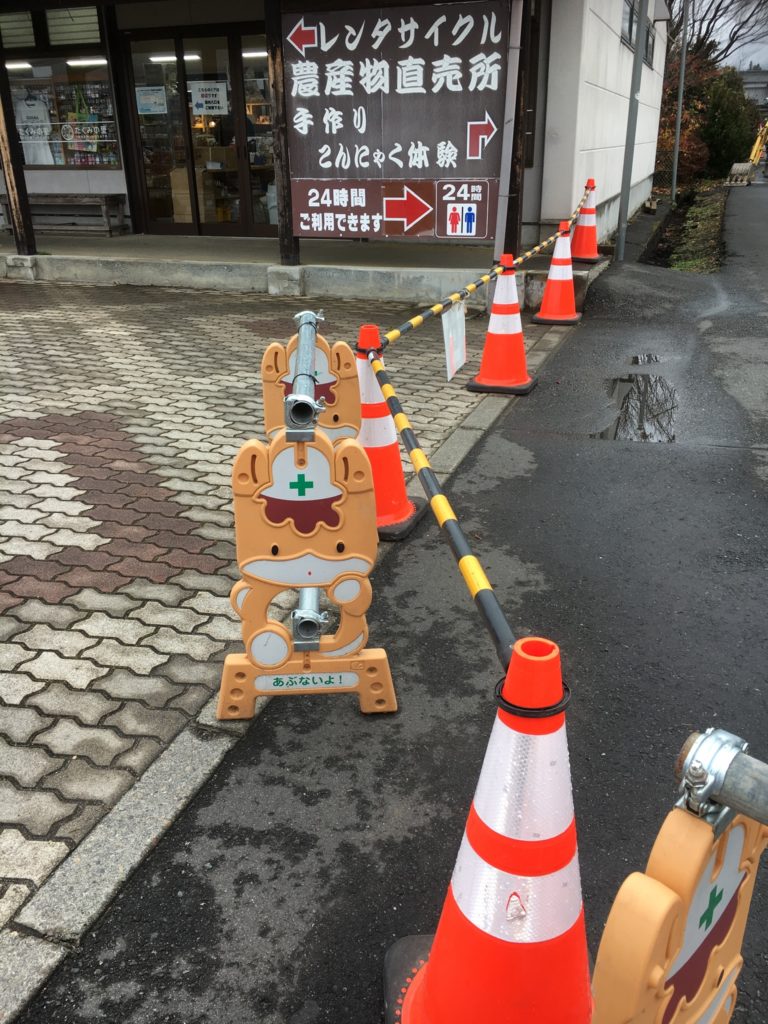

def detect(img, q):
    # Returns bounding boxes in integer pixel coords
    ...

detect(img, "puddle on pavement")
[592,372,678,442]
[631,353,661,365]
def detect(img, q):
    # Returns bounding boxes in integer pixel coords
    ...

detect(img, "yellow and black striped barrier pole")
[367,350,516,670]
[381,187,590,351]
[360,190,593,666]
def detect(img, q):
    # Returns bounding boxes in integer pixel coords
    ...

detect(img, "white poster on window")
[135,86,167,115]
[190,81,229,115]
[442,300,467,381]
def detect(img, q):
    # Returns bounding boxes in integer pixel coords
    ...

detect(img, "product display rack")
[11,72,121,169]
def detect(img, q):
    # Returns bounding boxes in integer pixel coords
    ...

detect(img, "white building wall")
[538,0,589,225]
[537,0,666,243]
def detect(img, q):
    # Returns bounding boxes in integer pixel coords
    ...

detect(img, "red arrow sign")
[287,17,318,56]
[466,112,498,160]
[383,187,433,232]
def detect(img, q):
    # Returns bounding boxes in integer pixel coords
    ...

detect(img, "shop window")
[7,59,119,169]
[0,12,35,50]
[621,1,656,67]
[621,0,636,46]
[644,23,656,66]
[130,39,189,224]
[47,8,101,47]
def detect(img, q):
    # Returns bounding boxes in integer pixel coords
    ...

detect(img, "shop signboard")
[283,2,510,241]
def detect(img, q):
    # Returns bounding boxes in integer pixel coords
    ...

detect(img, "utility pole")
[615,0,650,263]
[670,0,689,207]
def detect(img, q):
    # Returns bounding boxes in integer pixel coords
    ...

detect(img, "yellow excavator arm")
[749,122,768,166]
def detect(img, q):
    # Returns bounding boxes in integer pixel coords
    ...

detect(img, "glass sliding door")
[130,39,193,228]
[127,30,278,236]
[183,35,242,230]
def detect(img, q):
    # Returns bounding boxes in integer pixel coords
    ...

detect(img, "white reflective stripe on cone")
[546,264,573,281]
[357,359,387,406]
[495,275,519,304]
[578,213,597,226]
[488,312,523,335]
[472,716,574,840]
[451,833,583,943]
[358,413,398,447]
[552,236,570,259]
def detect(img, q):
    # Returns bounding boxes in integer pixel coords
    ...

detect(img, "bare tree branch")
[668,0,768,63]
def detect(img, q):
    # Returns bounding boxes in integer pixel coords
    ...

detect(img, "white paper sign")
[190,81,229,116]
[442,300,467,381]
[135,86,167,115]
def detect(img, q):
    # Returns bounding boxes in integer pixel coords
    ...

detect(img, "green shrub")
[700,68,760,177]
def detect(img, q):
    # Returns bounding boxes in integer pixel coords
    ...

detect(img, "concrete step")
[1,253,609,310]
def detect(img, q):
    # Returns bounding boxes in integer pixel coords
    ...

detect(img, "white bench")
[0,193,126,236]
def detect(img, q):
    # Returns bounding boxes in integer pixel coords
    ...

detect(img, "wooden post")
[0,57,37,256]
[265,0,300,265]
[502,0,531,256]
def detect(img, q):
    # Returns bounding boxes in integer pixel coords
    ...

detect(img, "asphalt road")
[17,182,768,1024]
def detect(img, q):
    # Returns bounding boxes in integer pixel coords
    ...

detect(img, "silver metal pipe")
[615,0,651,262]
[670,0,689,208]
[284,310,326,646]
[292,310,319,400]
[719,752,768,826]
[676,729,768,829]
[291,587,328,650]
[285,310,324,439]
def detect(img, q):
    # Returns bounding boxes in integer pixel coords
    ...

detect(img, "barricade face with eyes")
[216,324,396,719]
[230,429,377,663]
[262,332,361,443]
[592,730,768,1024]
[592,810,768,1024]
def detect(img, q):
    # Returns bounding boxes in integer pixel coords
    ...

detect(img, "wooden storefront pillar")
[0,55,37,256]
[501,0,531,257]
[265,0,300,265]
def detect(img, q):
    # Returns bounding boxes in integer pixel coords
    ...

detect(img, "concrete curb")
[0,316,577,1022]
[0,708,261,1023]
[0,253,604,309]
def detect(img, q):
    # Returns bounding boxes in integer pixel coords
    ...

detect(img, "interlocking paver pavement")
[0,280,553,968]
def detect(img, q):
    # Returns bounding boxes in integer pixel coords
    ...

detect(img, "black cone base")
[532,312,582,325]
[466,374,537,395]
[378,496,428,542]
[383,934,434,1024]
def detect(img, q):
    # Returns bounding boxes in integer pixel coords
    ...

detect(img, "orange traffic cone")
[532,222,582,325]
[384,636,592,1024]
[467,253,536,395]
[356,325,426,541]
[572,179,600,263]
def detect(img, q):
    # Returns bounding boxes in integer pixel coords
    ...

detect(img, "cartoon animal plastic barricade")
[262,333,361,443]
[592,735,768,1024]
[216,427,396,718]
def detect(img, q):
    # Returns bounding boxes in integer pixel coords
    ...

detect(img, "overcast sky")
[734,41,768,68]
